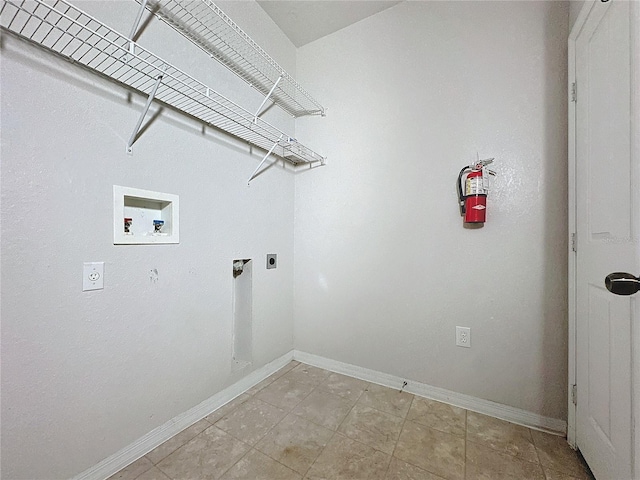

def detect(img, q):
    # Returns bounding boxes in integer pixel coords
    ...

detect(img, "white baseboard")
[293,350,567,436]
[73,351,294,480]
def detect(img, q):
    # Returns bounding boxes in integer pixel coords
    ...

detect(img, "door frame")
[567,0,640,475]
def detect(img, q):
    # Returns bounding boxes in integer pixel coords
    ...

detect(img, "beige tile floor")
[109,361,594,480]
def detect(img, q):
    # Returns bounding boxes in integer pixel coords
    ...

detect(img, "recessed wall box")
[233,259,252,370]
[113,186,179,244]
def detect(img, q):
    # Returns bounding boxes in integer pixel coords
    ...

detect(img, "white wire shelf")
[0,0,325,170]
[139,0,325,118]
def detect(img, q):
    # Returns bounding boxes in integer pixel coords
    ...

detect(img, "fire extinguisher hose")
[457,166,470,215]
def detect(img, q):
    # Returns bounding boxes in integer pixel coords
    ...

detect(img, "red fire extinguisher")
[457,157,496,224]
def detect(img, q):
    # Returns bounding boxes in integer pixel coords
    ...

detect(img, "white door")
[574,1,638,478]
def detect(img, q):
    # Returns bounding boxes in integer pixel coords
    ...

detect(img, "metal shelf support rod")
[247,135,283,184]
[127,72,163,154]
[253,75,282,123]
[128,0,149,56]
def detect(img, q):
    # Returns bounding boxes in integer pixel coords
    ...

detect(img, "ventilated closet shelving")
[0,0,326,181]
[136,0,324,118]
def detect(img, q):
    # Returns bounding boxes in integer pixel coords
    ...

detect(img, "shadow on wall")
[540,3,569,422]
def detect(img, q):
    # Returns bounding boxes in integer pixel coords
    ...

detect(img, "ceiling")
[256,1,403,47]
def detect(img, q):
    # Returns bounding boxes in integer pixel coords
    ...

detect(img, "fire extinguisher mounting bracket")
[473,157,494,170]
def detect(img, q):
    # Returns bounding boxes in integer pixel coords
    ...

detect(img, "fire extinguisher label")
[466,176,483,195]
[471,204,486,210]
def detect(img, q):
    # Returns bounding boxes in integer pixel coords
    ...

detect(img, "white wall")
[294,1,569,421]
[0,2,296,478]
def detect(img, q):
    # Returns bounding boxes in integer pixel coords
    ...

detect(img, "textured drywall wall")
[0,1,297,478]
[294,1,569,421]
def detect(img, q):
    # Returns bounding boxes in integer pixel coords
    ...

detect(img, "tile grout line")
[528,426,548,479]
[196,362,305,480]
[247,363,294,395]
[285,377,355,431]
[246,447,303,478]
[466,411,556,469]
[327,379,392,473]
[137,418,217,479]
[465,438,548,467]
[339,382,417,462]
[303,429,339,478]
[215,442,252,479]
[147,418,214,467]
[247,364,335,478]
[336,383,461,478]
[128,460,154,480]
[174,423,255,479]
[391,402,466,479]
[293,375,401,477]
[248,384,317,476]
[255,381,315,411]
[297,370,357,477]
[333,381,364,433]
[388,392,414,475]
[464,408,468,480]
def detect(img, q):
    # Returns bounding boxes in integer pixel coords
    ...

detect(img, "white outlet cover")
[456,326,471,348]
[83,262,104,291]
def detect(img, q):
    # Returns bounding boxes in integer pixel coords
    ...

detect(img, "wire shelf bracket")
[127,71,164,154]
[254,74,281,124]
[247,135,282,184]
[126,0,148,59]
[0,0,326,176]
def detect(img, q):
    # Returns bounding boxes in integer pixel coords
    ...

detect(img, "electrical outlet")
[83,262,104,291]
[456,326,471,348]
[266,254,277,269]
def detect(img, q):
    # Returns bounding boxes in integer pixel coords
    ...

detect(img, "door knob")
[605,272,640,296]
